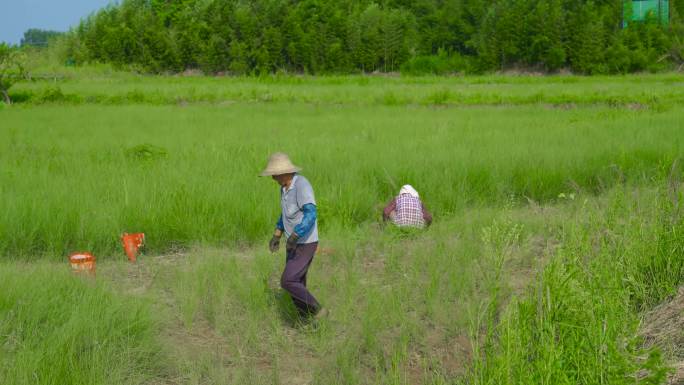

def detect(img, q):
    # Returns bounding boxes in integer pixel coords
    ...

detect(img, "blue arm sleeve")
[294,204,317,237]
[276,214,284,231]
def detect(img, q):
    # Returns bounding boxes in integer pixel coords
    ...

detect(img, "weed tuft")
[124,143,169,162]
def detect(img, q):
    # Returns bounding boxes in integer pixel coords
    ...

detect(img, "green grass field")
[1,71,683,384]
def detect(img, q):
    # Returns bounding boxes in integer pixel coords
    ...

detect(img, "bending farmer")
[261,152,326,319]
[383,184,433,228]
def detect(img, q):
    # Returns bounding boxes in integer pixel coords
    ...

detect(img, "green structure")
[624,0,670,27]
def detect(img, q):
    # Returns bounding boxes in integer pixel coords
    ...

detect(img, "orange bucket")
[121,232,145,262]
[69,252,96,275]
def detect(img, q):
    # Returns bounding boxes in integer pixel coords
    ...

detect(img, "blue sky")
[1,0,114,45]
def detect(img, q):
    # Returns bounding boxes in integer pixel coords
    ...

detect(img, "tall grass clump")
[466,185,684,385]
[0,263,162,385]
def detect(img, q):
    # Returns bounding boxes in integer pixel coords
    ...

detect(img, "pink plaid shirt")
[383,194,433,228]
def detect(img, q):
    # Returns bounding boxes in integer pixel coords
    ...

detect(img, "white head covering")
[399,184,420,198]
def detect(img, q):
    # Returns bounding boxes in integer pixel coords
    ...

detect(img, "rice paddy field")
[1,70,683,384]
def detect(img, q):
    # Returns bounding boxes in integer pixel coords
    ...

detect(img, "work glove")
[269,235,281,253]
[286,233,299,252]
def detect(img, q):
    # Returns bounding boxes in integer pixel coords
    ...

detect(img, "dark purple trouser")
[282,242,320,314]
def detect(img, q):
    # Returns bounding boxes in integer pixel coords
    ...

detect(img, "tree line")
[21,29,64,47]
[53,0,684,74]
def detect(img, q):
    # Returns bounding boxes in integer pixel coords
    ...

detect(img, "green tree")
[0,43,27,104]
[526,0,566,71]
[475,1,527,70]
[381,9,416,72]
[20,29,63,47]
[229,40,249,74]
[568,3,608,74]
[357,4,384,72]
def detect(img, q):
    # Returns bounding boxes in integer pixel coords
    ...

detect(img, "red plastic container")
[121,233,145,263]
[69,252,96,275]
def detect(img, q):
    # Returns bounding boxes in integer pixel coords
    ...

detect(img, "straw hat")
[260,152,302,176]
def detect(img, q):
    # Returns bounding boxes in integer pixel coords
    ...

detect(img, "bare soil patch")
[641,286,684,385]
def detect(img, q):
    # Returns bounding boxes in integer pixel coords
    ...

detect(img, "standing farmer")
[261,152,325,319]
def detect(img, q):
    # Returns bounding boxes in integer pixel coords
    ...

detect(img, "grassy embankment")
[9,68,684,108]
[1,71,683,384]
